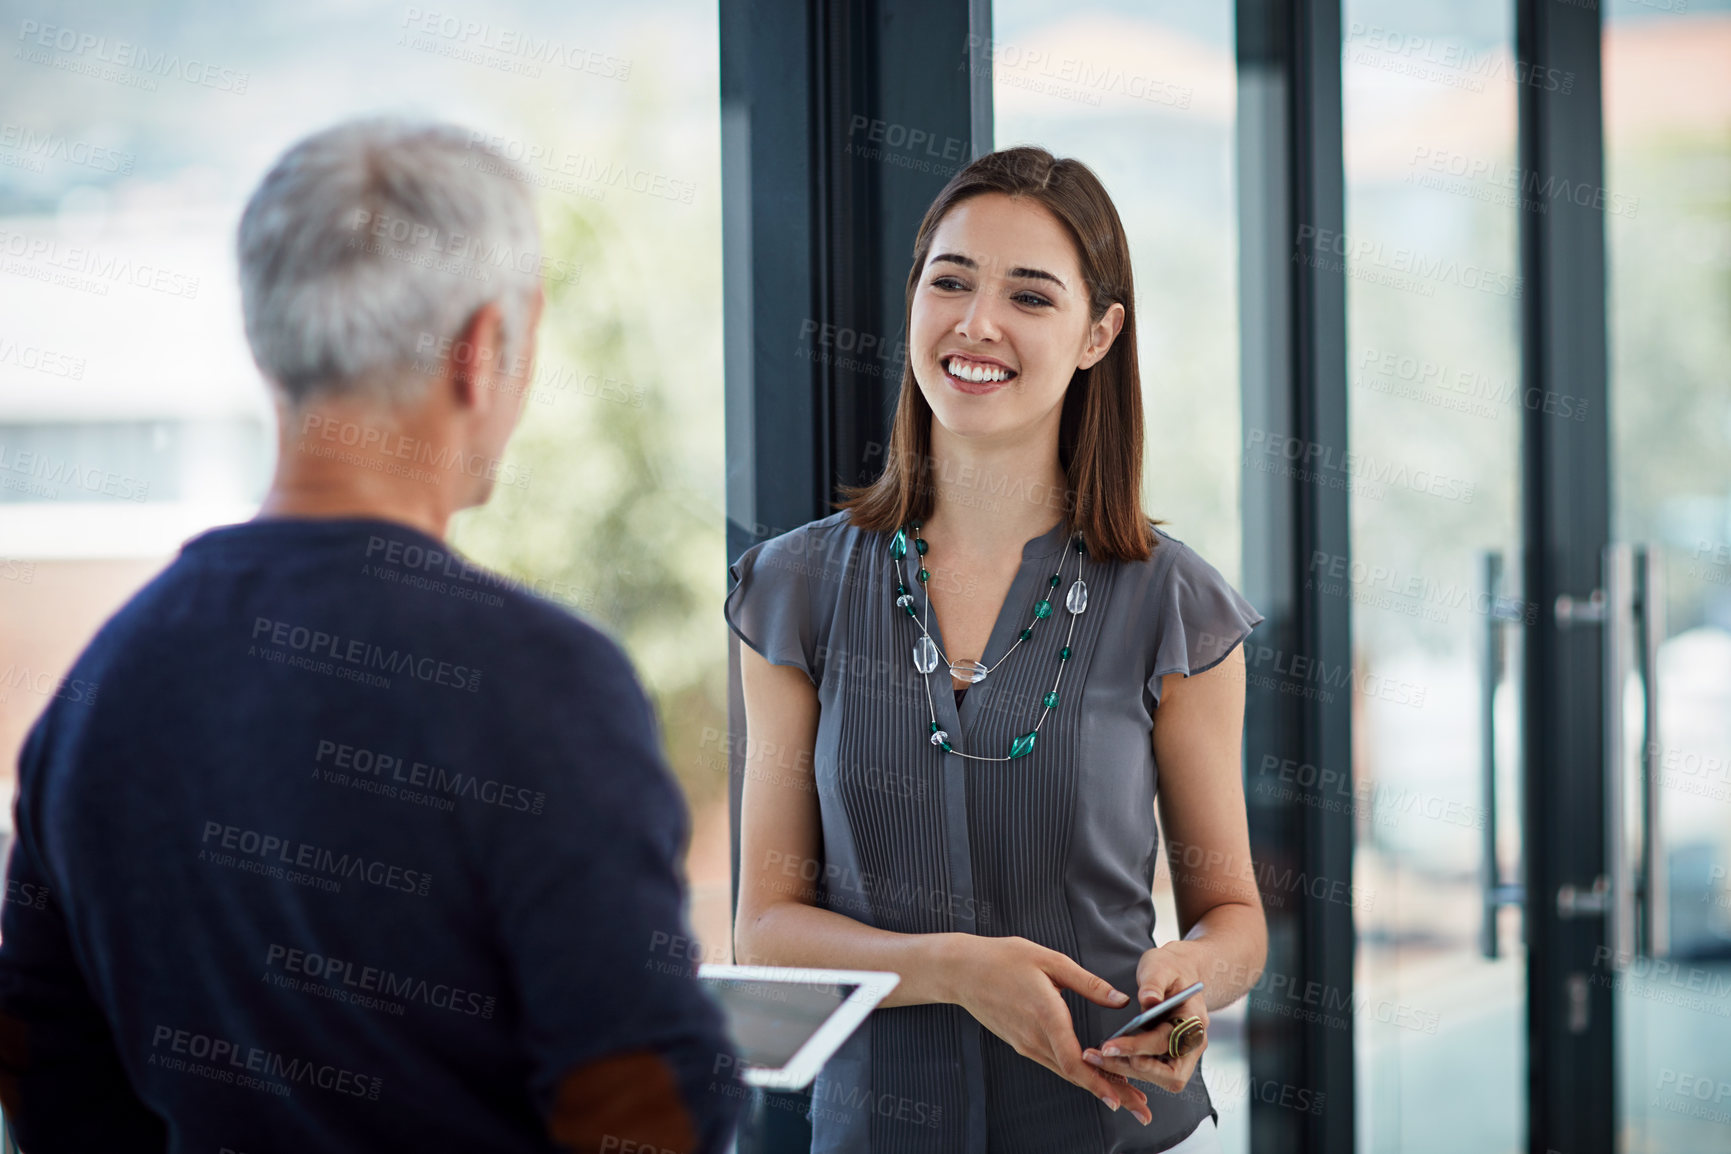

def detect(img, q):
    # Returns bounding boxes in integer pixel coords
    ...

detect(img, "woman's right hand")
[942,934,1153,1125]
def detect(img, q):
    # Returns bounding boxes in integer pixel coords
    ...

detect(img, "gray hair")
[238,117,541,407]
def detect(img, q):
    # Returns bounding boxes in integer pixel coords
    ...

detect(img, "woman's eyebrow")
[929,251,1069,291]
[1008,266,1066,290]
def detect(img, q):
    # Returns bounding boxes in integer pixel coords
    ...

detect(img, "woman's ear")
[1078,301,1126,370]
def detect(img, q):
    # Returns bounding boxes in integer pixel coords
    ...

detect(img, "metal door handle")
[1600,544,1667,964]
[1476,545,1664,961]
[1604,545,1636,960]
[1635,546,1667,958]
[1479,551,1526,958]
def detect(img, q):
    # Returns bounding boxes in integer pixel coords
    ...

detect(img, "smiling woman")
[724,147,1267,1154]
[842,148,1153,563]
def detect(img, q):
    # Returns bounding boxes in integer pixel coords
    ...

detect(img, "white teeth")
[945,357,1012,383]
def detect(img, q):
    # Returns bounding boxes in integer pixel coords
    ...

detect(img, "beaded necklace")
[890,521,1089,762]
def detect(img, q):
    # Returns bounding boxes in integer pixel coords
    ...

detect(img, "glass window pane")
[1604,7,1731,1149]
[0,2,730,956]
[1341,2,1525,1150]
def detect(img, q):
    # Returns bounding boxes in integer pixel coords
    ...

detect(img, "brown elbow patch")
[547,1049,699,1154]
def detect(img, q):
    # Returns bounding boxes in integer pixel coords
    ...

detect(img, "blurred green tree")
[451,106,729,811]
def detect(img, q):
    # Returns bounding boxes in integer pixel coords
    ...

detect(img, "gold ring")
[1167,1016,1205,1059]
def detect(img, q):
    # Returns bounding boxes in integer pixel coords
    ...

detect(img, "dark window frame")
[1234,3,1356,1151]
[1516,2,1615,1151]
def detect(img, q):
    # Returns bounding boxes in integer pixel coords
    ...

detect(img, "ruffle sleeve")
[1146,539,1265,706]
[723,530,821,684]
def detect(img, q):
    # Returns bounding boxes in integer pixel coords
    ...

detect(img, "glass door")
[1341,1,1527,1150]
[1603,6,1731,1151]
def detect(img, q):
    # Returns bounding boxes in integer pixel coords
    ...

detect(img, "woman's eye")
[930,275,968,291]
[1013,292,1053,308]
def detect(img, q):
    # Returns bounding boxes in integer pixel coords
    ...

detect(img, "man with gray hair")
[0,118,740,1153]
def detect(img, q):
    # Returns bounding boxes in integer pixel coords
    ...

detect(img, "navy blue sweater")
[0,517,741,1152]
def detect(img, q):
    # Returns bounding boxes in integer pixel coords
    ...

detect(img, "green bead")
[896,583,908,596]
[1033,600,1052,619]
[918,568,930,583]
[1060,646,1072,660]
[903,604,917,618]
[1050,574,1062,587]
[910,520,922,531]
[1044,690,1060,708]
[890,529,908,559]
[1019,627,1032,641]
[914,537,928,555]
[940,741,953,753]
[929,721,939,733]
[1074,540,1087,554]
[1009,731,1038,759]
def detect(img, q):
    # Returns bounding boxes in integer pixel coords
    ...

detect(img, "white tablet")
[698,964,899,1090]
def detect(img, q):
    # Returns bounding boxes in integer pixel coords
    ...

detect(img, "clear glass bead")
[949,660,988,684]
[913,635,940,674]
[1066,579,1089,614]
[929,729,950,747]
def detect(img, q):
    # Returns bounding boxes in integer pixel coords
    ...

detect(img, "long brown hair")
[838,146,1159,562]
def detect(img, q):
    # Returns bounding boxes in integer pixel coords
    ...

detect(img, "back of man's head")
[238,118,539,409]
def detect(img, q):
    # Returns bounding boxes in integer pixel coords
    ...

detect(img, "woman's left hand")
[1081,942,1209,1096]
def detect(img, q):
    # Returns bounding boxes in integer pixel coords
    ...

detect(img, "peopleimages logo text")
[250,617,482,691]
[148,1025,380,1098]
[313,739,545,814]
[200,822,432,896]
[264,944,497,1018]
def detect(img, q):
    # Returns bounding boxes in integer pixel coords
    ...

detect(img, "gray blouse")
[724,510,1264,1154]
